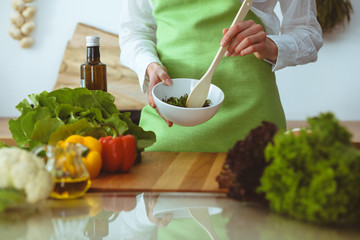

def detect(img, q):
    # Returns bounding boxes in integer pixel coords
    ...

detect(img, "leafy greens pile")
[217,112,360,224]
[258,112,360,224]
[9,88,156,152]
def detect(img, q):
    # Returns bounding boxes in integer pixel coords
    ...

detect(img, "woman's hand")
[220,20,278,61]
[146,62,173,127]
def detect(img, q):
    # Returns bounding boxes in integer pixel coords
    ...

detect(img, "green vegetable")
[258,112,360,224]
[162,94,211,107]
[0,141,8,149]
[0,147,54,205]
[9,88,156,152]
[0,188,26,212]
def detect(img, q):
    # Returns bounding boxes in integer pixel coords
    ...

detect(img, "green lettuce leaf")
[119,112,156,149]
[31,118,65,143]
[48,119,95,144]
[9,88,156,152]
[258,112,360,224]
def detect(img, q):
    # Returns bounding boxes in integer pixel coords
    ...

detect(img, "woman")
[119,0,323,152]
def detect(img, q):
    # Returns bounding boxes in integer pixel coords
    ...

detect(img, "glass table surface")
[1,192,359,240]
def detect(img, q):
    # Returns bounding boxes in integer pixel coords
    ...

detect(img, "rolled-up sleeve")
[119,0,161,93]
[267,0,323,71]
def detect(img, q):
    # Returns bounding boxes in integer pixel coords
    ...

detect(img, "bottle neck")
[87,46,100,63]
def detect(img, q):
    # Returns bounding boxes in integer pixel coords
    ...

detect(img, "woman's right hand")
[146,62,173,127]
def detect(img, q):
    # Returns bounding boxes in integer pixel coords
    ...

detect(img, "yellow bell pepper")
[64,135,102,179]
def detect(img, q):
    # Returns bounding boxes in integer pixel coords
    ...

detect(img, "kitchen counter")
[2,117,360,193]
[1,117,360,239]
[1,192,359,240]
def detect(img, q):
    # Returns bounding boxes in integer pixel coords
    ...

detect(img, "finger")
[148,79,160,108]
[221,29,229,47]
[222,28,229,36]
[226,35,243,57]
[227,24,264,56]
[234,31,267,57]
[157,67,172,86]
[147,84,174,127]
[240,43,262,57]
[148,87,156,108]
[156,108,173,127]
[167,121,173,127]
[159,72,171,86]
[221,20,255,47]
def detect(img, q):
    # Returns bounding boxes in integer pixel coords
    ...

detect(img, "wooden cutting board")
[90,152,228,193]
[53,23,148,111]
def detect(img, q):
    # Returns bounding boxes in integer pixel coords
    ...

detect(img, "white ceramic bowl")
[152,78,224,127]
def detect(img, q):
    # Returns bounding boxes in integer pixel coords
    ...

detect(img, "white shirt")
[119,0,323,93]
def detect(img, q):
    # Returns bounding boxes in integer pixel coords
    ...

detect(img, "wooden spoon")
[186,0,253,108]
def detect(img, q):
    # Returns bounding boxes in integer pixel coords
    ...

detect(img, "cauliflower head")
[0,147,53,203]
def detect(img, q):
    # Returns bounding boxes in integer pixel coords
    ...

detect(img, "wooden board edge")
[76,22,118,38]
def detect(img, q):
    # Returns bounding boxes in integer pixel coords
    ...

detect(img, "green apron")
[158,213,228,240]
[140,0,286,153]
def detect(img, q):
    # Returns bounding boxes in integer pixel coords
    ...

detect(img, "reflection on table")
[1,192,359,240]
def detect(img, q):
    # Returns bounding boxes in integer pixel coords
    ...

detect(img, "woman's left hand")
[220,20,278,61]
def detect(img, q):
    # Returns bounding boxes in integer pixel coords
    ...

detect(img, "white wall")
[0,0,121,117]
[276,1,360,120]
[1,0,359,120]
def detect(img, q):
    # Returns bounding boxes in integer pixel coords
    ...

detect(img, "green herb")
[9,88,156,153]
[258,112,360,224]
[162,94,211,107]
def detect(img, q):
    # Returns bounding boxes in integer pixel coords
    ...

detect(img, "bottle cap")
[86,36,100,47]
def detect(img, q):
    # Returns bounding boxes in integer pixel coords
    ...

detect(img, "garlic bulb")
[11,0,25,12]
[9,0,36,48]
[19,36,34,48]
[20,21,35,36]
[8,26,23,40]
[10,11,25,27]
[22,6,36,20]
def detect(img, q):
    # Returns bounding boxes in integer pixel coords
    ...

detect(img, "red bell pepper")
[99,135,137,173]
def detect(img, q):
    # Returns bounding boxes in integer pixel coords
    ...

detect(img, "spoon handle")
[186,0,254,108]
[204,0,253,78]
[188,208,219,240]
[229,0,254,29]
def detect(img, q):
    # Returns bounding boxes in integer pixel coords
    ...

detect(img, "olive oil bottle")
[51,177,91,200]
[80,36,107,91]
